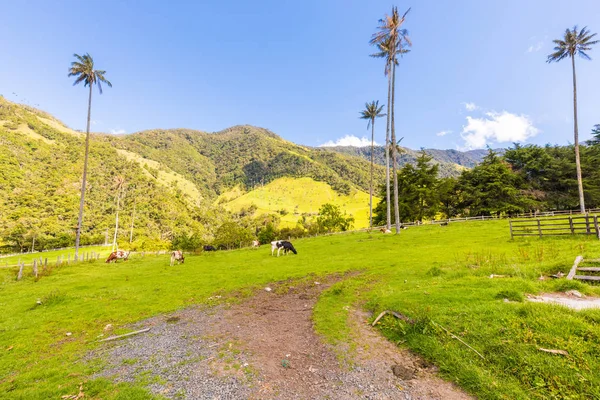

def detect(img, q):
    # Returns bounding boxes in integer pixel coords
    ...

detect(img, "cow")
[440,221,449,226]
[203,245,217,252]
[252,240,260,248]
[106,250,130,263]
[271,240,297,257]
[380,228,392,234]
[170,250,184,266]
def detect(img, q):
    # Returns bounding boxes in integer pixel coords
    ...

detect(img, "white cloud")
[464,102,479,112]
[460,111,540,149]
[320,135,377,147]
[110,128,127,135]
[436,130,452,137]
[526,42,544,53]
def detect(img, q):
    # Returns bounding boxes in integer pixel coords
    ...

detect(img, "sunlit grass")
[1,220,599,398]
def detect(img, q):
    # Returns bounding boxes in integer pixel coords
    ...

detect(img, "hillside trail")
[93,275,472,399]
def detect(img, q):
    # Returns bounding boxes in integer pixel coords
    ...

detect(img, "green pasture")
[1,220,600,399]
[0,245,113,268]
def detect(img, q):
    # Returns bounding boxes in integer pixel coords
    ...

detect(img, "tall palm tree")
[360,100,386,228]
[547,27,597,213]
[69,53,112,260]
[371,37,396,230]
[370,7,411,233]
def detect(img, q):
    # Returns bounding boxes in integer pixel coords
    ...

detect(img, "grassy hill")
[2,220,599,399]
[219,176,375,228]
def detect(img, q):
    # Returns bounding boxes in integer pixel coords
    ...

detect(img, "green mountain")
[0,97,503,252]
[0,98,385,251]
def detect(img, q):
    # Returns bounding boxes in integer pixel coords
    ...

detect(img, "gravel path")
[91,277,472,399]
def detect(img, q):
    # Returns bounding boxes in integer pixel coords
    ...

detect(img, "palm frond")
[547,26,597,63]
[69,53,112,93]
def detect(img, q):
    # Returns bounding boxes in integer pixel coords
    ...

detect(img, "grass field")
[1,220,600,399]
[0,245,112,267]
[220,176,375,228]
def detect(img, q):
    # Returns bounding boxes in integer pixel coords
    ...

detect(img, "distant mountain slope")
[320,146,501,177]
[108,125,386,197]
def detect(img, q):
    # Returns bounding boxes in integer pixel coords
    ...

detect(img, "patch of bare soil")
[92,276,472,399]
[526,291,600,310]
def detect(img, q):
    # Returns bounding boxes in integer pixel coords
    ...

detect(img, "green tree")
[316,203,354,233]
[359,100,385,229]
[438,177,459,218]
[370,7,411,233]
[69,53,112,259]
[590,124,600,145]
[374,151,440,223]
[547,26,598,213]
[257,222,277,244]
[458,150,526,217]
[214,221,254,250]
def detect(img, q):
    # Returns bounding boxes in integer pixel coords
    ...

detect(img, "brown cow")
[106,250,130,263]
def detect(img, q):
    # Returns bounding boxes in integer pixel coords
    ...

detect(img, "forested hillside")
[0,98,383,253]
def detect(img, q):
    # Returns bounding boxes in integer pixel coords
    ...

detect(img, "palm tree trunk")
[129,198,136,243]
[572,56,585,213]
[74,85,93,260]
[112,186,123,252]
[391,61,400,233]
[385,72,392,230]
[369,118,375,229]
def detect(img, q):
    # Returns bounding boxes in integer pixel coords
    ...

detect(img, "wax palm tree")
[547,27,597,213]
[370,7,411,233]
[360,100,386,228]
[69,53,112,259]
[371,37,397,230]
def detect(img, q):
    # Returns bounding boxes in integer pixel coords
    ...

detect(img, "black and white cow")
[106,250,130,263]
[270,240,298,257]
[170,250,184,266]
[203,245,217,252]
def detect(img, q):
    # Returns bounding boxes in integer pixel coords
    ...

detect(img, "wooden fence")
[509,215,600,239]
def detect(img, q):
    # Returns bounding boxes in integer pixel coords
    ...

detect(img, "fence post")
[569,216,574,234]
[585,213,590,234]
[594,215,600,240]
[17,262,24,280]
[67,254,71,264]
[33,260,38,278]
[537,219,542,238]
[509,219,513,239]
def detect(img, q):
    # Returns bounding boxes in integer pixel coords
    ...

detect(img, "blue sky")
[1,0,599,150]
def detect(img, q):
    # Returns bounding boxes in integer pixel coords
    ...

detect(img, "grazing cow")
[271,240,297,256]
[203,245,216,252]
[380,228,392,234]
[106,250,130,263]
[440,221,449,226]
[252,240,260,248]
[170,250,184,266]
